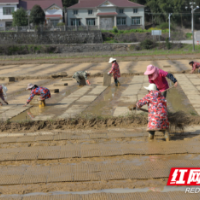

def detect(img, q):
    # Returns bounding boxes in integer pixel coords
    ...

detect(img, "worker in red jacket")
[24,83,51,107]
[189,61,200,73]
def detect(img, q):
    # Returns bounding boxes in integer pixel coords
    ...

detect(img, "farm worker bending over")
[72,71,91,86]
[108,57,121,86]
[144,65,178,98]
[0,85,8,106]
[136,83,170,141]
[189,61,200,73]
[23,84,51,107]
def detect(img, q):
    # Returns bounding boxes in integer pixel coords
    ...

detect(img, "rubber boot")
[164,130,170,142]
[148,133,154,140]
[117,81,121,86]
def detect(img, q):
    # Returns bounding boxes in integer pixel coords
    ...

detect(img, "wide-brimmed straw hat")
[26,83,34,90]
[108,57,116,63]
[144,83,157,91]
[144,65,157,75]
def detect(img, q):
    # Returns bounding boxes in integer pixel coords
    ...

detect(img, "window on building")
[3,7,14,15]
[50,19,59,27]
[133,8,138,13]
[117,17,126,25]
[86,18,95,26]
[73,10,78,15]
[119,9,124,14]
[88,10,93,15]
[132,17,140,25]
[71,19,81,26]
[5,22,12,27]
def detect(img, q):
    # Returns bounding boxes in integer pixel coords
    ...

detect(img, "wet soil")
[1,114,200,133]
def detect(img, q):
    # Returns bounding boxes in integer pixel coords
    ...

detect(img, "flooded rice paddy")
[0,59,200,199]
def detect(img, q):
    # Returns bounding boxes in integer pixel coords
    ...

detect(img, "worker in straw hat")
[108,57,121,86]
[144,65,178,98]
[23,84,51,107]
[136,83,170,141]
[189,61,200,73]
[72,71,91,86]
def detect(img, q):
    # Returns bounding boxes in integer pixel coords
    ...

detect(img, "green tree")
[12,8,28,26]
[130,0,147,5]
[29,5,45,25]
[62,0,78,7]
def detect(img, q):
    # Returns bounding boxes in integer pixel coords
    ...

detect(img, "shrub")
[113,26,118,33]
[140,39,156,49]
[12,8,28,26]
[57,22,65,26]
[158,22,175,31]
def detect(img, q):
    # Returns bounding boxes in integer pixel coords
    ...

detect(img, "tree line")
[131,0,200,27]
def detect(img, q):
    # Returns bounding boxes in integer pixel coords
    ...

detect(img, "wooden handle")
[162,86,174,94]
[137,108,148,113]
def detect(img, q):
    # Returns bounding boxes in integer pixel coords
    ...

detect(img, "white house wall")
[67,6,145,28]
[119,7,144,26]
[0,4,17,21]
[0,21,5,28]
[97,7,117,13]
[45,5,63,16]
[68,9,98,26]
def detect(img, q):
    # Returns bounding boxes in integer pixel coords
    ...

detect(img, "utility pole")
[185,2,199,52]
[168,13,172,41]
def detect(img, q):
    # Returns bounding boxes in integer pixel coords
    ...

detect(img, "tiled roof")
[68,0,144,9]
[46,15,62,18]
[19,0,63,10]
[0,0,19,3]
[97,12,117,16]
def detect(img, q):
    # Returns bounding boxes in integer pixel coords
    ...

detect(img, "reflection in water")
[27,107,44,120]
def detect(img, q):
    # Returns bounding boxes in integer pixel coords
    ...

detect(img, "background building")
[0,0,63,29]
[67,0,145,30]
[19,0,63,26]
[0,0,19,28]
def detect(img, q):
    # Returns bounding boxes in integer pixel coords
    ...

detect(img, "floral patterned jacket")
[137,90,169,130]
[109,62,120,78]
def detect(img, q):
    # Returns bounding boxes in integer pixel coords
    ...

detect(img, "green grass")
[186,33,192,40]
[101,28,169,35]
[1,44,200,61]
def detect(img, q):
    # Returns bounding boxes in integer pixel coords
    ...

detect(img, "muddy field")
[0,55,200,199]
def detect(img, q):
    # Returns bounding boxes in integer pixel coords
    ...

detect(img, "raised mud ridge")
[0,113,199,133]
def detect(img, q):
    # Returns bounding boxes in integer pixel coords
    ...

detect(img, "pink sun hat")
[144,65,157,75]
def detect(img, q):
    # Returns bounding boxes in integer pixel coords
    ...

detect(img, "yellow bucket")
[39,100,46,108]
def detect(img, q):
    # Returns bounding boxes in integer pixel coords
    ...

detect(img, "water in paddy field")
[166,82,196,114]
[8,77,197,122]
[10,106,49,122]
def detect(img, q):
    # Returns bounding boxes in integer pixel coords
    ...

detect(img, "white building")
[67,0,145,30]
[0,0,19,29]
[0,0,63,29]
[19,0,63,26]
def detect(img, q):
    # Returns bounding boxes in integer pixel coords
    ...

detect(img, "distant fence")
[0,25,99,32]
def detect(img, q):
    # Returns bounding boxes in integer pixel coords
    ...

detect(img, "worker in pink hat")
[144,65,178,97]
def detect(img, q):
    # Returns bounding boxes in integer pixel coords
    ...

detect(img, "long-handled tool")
[128,86,175,112]
[128,104,148,112]
[161,86,174,94]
